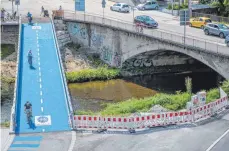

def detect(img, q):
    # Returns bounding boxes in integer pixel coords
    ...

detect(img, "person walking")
[59,5,62,11]
[40,6,44,16]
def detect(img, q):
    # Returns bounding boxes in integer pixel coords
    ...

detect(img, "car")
[226,35,229,47]
[134,15,158,28]
[204,23,229,38]
[137,1,159,10]
[110,3,130,13]
[189,17,211,29]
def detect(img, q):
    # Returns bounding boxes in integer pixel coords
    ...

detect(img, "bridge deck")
[15,22,70,133]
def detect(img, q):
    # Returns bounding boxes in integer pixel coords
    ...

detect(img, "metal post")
[103,8,104,19]
[132,7,134,21]
[184,11,186,46]
[84,11,85,21]
[12,0,14,15]
[171,0,173,16]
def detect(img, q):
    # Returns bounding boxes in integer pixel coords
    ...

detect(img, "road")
[73,113,229,151]
[15,22,70,133]
[2,0,227,45]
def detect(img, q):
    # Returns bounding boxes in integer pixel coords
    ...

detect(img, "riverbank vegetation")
[74,80,229,116]
[1,76,15,101]
[66,66,120,83]
[1,44,15,59]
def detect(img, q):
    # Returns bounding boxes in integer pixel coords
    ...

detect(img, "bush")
[66,66,120,83]
[0,121,10,128]
[1,44,15,59]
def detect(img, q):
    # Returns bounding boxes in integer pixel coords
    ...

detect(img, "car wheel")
[189,23,192,27]
[201,25,204,29]
[227,42,229,47]
[155,6,158,10]
[219,32,225,38]
[142,7,145,11]
[205,29,209,35]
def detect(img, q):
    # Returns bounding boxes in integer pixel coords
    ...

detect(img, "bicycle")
[25,109,32,124]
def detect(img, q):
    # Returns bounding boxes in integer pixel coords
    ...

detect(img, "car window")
[208,24,213,27]
[123,4,128,8]
[205,19,211,23]
[117,4,121,6]
[218,24,229,29]
[152,2,156,4]
[199,18,203,21]
[146,2,151,5]
[213,25,219,28]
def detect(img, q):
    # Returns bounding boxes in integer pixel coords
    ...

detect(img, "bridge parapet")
[63,11,229,57]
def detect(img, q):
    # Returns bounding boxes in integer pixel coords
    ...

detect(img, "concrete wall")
[65,21,229,79]
[1,25,19,45]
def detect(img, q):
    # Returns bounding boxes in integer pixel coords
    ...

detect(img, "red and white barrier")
[73,96,228,130]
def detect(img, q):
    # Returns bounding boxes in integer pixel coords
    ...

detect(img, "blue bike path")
[15,23,70,134]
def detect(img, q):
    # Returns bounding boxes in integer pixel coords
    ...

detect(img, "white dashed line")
[41,99,43,104]
[42,129,45,132]
[41,107,43,112]
[38,62,40,66]
[39,78,42,82]
[40,84,42,89]
[39,67,41,71]
[37,44,39,48]
[37,48,39,52]
[40,91,42,96]
[39,72,41,77]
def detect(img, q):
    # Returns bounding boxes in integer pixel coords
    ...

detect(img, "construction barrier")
[73,96,228,131]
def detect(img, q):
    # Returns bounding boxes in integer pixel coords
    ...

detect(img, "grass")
[1,44,15,59]
[74,80,229,116]
[66,66,120,83]
[0,121,10,128]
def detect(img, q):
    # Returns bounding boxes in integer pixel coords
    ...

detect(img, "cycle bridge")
[9,17,73,134]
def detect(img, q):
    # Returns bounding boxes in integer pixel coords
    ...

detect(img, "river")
[69,72,219,113]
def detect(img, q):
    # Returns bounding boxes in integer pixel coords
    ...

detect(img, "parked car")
[226,35,229,47]
[204,23,229,38]
[137,1,159,10]
[134,15,158,28]
[110,3,130,13]
[189,17,211,29]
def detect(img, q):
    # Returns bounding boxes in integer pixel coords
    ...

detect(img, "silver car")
[204,23,229,38]
[110,3,130,13]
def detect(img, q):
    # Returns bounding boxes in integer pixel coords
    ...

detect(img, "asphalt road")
[2,0,226,45]
[74,113,229,151]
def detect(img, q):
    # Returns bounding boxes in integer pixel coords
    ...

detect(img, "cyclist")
[27,12,32,24]
[24,101,32,124]
[28,50,33,65]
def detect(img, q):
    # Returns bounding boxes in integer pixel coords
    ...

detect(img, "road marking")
[206,128,229,151]
[42,129,45,132]
[40,91,42,96]
[37,44,39,48]
[41,99,43,104]
[41,107,43,112]
[40,84,42,89]
[38,62,40,66]
[68,131,77,151]
[39,78,42,82]
[38,52,40,56]
[39,67,40,71]
[39,72,41,77]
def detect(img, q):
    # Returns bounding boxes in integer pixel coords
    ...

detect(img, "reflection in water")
[69,72,219,112]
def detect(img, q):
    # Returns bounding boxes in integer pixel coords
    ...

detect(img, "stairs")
[54,20,72,48]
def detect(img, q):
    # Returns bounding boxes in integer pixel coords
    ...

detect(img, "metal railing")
[63,11,229,57]
[9,15,22,134]
[192,12,229,24]
[50,17,74,129]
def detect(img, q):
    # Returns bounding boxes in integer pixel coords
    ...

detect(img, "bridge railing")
[9,15,22,134]
[63,11,229,57]
[50,17,74,129]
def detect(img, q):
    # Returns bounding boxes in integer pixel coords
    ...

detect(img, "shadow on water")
[68,72,219,113]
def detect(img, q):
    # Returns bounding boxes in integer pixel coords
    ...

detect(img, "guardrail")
[73,96,228,131]
[192,12,229,24]
[50,17,74,129]
[63,11,229,57]
[9,15,22,134]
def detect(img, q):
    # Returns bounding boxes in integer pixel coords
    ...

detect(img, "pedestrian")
[40,6,44,16]
[59,5,62,11]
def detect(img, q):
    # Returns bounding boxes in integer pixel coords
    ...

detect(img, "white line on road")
[41,107,43,112]
[38,62,40,66]
[39,78,42,82]
[37,44,39,48]
[39,72,41,77]
[206,128,229,151]
[40,84,42,89]
[39,67,40,71]
[41,99,43,104]
[68,131,77,151]
[40,91,42,96]
[42,129,45,132]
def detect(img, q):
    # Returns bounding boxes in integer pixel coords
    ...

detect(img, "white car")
[110,3,130,13]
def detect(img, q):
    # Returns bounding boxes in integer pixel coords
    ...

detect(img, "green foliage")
[199,0,211,4]
[1,76,15,101]
[1,44,15,59]
[74,110,94,115]
[66,66,120,83]
[185,77,192,95]
[74,80,229,116]
[0,121,10,128]
[167,4,188,10]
